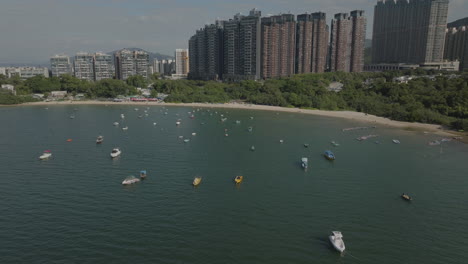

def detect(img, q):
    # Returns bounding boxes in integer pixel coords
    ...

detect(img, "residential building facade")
[74,52,94,81]
[114,49,149,80]
[175,49,189,75]
[296,12,329,74]
[50,55,72,77]
[372,0,449,64]
[261,14,296,79]
[329,11,366,72]
[444,25,468,71]
[94,53,114,81]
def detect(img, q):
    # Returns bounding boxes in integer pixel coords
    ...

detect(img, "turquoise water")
[0,105,467,264]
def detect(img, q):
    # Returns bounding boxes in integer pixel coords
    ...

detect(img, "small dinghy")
[234,175,243,184]
[193,177,202,186]
[401,193,412,201]
[329,231,345,253]
[96,135,104,144]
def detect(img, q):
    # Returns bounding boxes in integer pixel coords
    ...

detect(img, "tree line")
[1,70,467,131]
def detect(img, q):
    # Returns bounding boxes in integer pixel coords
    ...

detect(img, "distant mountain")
[108,48,174,62]
[448,17,468,28]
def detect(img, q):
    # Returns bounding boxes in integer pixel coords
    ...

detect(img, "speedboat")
[234,176,243,184]
[301,157,308,169]
[401,193,412,201]
[393,139,401,144]
[176,121,181,126]
[192,132,197,136]
[113,122,119,126]
[96,136,104,144]
[110,148,121,158]
[329,231,345,253]
[250,146,255,151]
[140,170,147,179]
[39,150,52,160]
[122,126,128,131]
[184,139,190,143]
[324,150,335,160]
[122,176,140,185]
[331,141,340,147]
[236,120,241,124]
[279,139,284,143]
[121,114,125,119]
[304,144,309,148]
[193,177,202,186]
[248,127,253,132]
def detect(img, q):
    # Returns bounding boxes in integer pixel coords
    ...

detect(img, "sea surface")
[0,104,467,264]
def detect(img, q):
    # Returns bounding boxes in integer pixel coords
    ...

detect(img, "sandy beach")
[15,100,464,138]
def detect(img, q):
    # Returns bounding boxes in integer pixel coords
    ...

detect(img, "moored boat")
[250,146,255,151]
[301,157,308,169]
[113,122,119,126]
[234,175,243,184]
[122,176,140,185]
[140,170,147,179]
[331,141,340,147]
[324,150,335,160]
[304,144,309,148]
[329,231,345,253]
[39,150,52,160]
[122,126,128,131]
[96,136,104,144]
[401,193,412,201]
[193,177,202,186]
[393,139,401,144]
[110,148,121,158]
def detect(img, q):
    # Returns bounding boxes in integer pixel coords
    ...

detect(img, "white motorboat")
[113,122,119,126]
[110,148,121,158]
[176,121,181,126]
[96,135,104,144]
[122,126,128,131]
[184,139,190,143]
[301,157,308,169]
[392,139,401,144]
[279,139,284,143]
[121,114,125,119]
[192,132,197,136]
[39,151,52,160]
[329,231,345,253]
[122,176,140,185]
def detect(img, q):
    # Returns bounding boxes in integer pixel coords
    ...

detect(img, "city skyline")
[1,0,467,65]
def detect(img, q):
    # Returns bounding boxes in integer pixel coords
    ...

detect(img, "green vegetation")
[152,71,468,131]
[1,71,468,131]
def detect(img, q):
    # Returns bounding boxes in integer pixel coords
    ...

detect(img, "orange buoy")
[66,139,73,142]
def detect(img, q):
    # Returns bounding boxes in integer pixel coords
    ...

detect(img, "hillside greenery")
[1,71,468,131]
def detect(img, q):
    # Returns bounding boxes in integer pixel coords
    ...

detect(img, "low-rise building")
[1,84,16,95]
[50,91,68,98]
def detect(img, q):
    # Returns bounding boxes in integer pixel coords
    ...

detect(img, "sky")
[0,0,467,65]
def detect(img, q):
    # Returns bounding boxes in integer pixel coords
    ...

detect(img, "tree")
[126,75,148,88]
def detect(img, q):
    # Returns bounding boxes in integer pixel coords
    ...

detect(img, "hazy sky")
[0,0,466,64]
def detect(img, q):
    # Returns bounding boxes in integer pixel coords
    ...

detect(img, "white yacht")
[122,176,140,185]
[113,122,119,126]
[329,231,345,253]
[122,126,128,131]
[39,151,52,160]
[110,148,121,158]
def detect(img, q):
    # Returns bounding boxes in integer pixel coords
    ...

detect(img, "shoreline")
[11,100,465,138]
